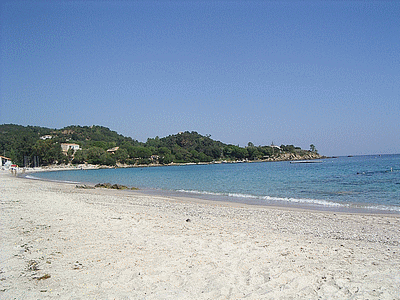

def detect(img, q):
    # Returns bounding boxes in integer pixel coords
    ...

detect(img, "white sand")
[1,171,399,299]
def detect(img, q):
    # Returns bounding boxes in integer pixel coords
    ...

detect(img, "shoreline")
[20,170,400,217]
[19,165,400,216]
[7,152,328,173]
[1,170,400,299]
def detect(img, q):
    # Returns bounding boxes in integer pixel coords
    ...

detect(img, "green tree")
[262,146,274,157]
[32,140,63,166]
[72,149,87,164]
[114,148,128,164]
[231,146,248,160]
[158,153,174,164]
[247,147,262,160]
[146,136,160,148]
[198,152,213,162]
[157,147,171,156]
[86,147,115,165]
[103,153,116,166]
[281,145,296,153]
[66,147,74,163]
[310,144,317,153]
[131,146,152,159]
[172,147,189,163]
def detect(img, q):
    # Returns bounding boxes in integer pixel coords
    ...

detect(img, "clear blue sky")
[1,1,399,156]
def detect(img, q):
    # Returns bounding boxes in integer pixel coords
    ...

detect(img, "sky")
[1,0,399,156]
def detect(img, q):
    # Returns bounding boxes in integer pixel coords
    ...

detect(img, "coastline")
[7,149,327,173]
[17,168,400,216]
[1,170,400,299]
[19,160,400,216]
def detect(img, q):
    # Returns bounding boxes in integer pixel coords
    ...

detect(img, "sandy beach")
[1,171,399,299]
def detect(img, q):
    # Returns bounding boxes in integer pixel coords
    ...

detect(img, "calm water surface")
[30,155,400,213]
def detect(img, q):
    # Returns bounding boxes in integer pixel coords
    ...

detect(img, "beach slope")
[1,172,399,299]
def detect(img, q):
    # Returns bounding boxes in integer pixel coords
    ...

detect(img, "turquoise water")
[29,155,400,213]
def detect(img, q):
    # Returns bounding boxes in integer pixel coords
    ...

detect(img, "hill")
[0,124,322,167]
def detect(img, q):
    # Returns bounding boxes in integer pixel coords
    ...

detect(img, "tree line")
[0,124,319,167]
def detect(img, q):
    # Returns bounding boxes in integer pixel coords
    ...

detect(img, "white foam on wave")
[176,189,400,212]
[361,204,400,212]
[177,189,343,206]
[25,174,80,184]
[262,195,344,207]
[25,175,40,180]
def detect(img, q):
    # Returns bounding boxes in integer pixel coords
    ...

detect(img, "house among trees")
[107,146,119,154]
[61,143,80,154]
[40,135,53,140]
[150,155,160,163]
[270,142,281,150]
[0,124,323,167]
[0,155,12,168]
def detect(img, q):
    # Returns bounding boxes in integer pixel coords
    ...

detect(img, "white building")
[61,143,81,154]
[0,155,12,168]
[40,135,53,140]
[107,146,119,154]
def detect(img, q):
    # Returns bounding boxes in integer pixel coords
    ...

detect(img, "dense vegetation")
[0,124,319,167]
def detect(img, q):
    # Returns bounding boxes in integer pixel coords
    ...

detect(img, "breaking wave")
[176,189,400,213]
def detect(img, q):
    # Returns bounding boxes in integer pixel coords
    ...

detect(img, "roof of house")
[107,147,120,152]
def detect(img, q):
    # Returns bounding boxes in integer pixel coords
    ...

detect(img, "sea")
[28,154,400,214]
